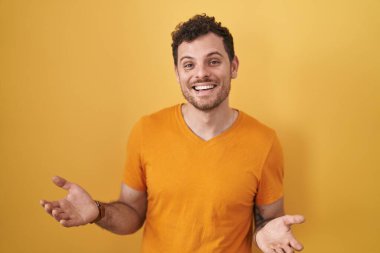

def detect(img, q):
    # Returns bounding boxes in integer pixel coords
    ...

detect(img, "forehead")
[177,32,227,60]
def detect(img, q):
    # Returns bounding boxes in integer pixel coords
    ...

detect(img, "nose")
[195,63,210,79]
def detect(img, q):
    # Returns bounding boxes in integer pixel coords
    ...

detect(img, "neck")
[181,99,238,141]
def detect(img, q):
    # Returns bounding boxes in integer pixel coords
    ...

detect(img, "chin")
[191,100,224,111]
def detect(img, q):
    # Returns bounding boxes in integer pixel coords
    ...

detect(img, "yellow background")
[1,0,379,252]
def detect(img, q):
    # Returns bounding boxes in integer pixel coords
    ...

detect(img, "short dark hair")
[171,14,235,66]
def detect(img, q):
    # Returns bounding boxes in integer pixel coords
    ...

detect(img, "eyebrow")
[179,51,224,63]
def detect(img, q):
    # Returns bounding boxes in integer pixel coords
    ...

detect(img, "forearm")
[253,209,274,245]
[253,201,284,246]
[95,201,145,235]
[254,211,276,233]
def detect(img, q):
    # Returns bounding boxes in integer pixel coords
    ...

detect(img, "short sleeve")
[123,118,147,191]
[255,134,284,205]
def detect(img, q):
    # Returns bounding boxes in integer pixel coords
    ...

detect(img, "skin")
[40,32,304,253]
[175,32,305,252]
[175,32,239,141]
[40,176,146,235]
[254,198,305,253]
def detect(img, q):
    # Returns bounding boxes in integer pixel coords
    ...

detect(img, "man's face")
[175,32,239,111]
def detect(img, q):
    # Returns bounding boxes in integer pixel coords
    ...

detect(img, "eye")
[209,59,221,66]
[183,63,194,70]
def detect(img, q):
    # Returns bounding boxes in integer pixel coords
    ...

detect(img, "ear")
[174,65,180,83]
[230,56,239,79]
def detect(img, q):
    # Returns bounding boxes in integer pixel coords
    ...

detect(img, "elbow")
[113,218,145,235]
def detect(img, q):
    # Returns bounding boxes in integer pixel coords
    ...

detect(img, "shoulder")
[131,104,179,135]
[238,111,276,140]
[145,105,178,121]
[140,105,180,125]
[236,111,282,162]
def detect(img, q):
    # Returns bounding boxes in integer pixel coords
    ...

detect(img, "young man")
[41,14,304,253]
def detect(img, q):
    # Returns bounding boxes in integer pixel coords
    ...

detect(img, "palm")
[256,215,304,253]
[59,184,97,223]
[40,176,98,227]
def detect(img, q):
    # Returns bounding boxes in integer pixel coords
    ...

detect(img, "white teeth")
[194,85,215,91]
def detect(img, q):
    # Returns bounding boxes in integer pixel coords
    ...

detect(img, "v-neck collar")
[174,103,243,145]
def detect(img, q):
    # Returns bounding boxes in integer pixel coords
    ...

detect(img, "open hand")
[40,176,99,227]
[256,215,305,253]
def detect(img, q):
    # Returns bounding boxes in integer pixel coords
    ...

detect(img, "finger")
[44,203,54,215]
[283,215,305,226]
[41,200,61,217]
[283,245,294,253]
[44,202,62,214]
[40,200,60,208]
[273,247,285,253]
[44,203,62,216]
[60,219,79,227]
[52,208,70,221]
[290,238,304,251]
[52,208,63,221]
[260,245,276,253]
[52,176,72,190]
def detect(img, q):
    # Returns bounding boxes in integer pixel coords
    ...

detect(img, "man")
[40,14,304,253]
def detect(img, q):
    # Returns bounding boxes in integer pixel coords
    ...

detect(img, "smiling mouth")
[192,84,216,91]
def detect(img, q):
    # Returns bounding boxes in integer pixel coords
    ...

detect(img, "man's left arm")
[253,197,305,253]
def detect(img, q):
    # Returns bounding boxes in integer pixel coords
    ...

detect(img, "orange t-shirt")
[124,104,284,253]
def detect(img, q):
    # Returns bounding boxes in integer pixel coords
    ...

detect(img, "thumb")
[283,214,305,226]
[52,176,72,190]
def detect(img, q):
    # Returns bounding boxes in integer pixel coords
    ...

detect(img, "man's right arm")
[95,184,147,234]
[40,176,147,235]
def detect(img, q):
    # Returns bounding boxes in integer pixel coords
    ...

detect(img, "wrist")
[90,200,105,224]
[253,228,262,247]
[253,220,270,246]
